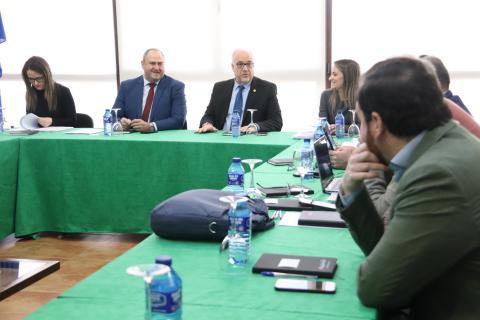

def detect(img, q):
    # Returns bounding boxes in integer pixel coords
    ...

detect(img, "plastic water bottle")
[320,117,329,131]
[335,111,345,138]
[301,138,314,180]
[231,111,241,138]
[103,109,112,136]
[313,117,327,140]
[149,256,182,320]
[228,197,252,266]
[227,157,245,194]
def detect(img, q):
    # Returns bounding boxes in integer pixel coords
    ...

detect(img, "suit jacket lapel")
[135,76,145,118]
[245,77,257,108]
[151,76,168,115]
[218,80,235,127]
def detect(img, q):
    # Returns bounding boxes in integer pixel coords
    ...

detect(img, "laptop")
[313,140,342,193]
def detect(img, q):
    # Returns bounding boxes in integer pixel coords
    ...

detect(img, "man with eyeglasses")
[113,48,186,132]
[197,49,282,133]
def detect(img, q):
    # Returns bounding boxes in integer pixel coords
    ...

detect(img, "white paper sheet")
[65,128,103,135]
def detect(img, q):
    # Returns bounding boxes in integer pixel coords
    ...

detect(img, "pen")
[260,271,318,278]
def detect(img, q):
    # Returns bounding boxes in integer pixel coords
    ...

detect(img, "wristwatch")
[149,122,156,132]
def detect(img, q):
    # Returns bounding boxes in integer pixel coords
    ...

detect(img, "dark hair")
[329,59,360,110]
[358,57,451,137]
[419,55,450,91]
[21,56,57,112]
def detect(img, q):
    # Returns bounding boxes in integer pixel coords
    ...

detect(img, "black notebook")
[264,198,314,211]
[252,253,337,278]
[259,186,314,197]
[298,211,347,228]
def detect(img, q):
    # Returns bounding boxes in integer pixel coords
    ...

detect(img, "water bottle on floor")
[150,256,182,320]
[335,111,345,138]
[103,109,112,136]
[228,197,252,267]
[231,111,241,138]
[227,157,245,194]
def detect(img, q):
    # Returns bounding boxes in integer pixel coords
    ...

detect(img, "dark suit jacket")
[337,121,480,319]
[113,75,186,130]
[199,77,282,132]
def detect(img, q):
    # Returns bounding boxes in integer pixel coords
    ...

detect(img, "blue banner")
[0,11,6,78]
[0,11,5,44]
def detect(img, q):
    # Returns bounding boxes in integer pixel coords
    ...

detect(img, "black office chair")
[75,113,94,128]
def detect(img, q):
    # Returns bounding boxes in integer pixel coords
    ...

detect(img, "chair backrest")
[75,113,94,128]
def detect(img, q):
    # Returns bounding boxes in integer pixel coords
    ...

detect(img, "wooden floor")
[0,232,148,320]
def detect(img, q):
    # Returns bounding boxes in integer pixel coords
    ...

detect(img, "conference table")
[26,150,375,320]
[0,135,19,239]
[1,130,296,238]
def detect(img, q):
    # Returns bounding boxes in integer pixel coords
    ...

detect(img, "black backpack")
[150,189,274,241]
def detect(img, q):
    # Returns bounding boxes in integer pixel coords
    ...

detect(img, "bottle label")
[151,287,182,314]
[229,215,251,234]
[227,173,244,186]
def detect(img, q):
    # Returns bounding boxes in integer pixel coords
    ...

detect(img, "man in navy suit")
[197,49,282,133]
[113,48,186,132]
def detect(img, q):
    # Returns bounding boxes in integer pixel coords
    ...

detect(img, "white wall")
[116,0,326,131]
[0,0,325,130]
[0,0,116,128]
[1,0,479,129]
[332,0,480,119]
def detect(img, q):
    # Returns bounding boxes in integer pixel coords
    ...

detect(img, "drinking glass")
[111,108,123,134]
[241,159,263,198]
[292,149,311,198]
[126,264,170,320]
[246,108,257,133]
[347,109,360,139]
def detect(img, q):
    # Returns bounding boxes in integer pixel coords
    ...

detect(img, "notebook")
[313,140,342,193]
[264,198,314,211]
[298,210,346,228]
[258,186,314,197]
[252,253,337,278]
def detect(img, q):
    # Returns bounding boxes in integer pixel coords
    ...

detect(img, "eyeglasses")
[28,76,45,84]
[235,62,254,69]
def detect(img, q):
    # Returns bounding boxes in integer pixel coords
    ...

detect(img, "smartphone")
[274,279,336,294]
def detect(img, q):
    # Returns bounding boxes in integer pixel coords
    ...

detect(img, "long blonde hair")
[329,59,360,111]
[22,56,57,112]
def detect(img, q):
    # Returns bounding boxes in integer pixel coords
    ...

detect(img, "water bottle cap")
[232,157,241,163]
[303,138,310,143]
[155,255,172,266]
[105,108,110,111]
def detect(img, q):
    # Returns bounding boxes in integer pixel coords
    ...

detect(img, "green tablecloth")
[0,134,19,239]
[27,229,374,320]
[14,130,296,237]
[25,135,374,319]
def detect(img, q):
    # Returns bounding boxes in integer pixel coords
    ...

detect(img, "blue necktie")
[231,86,245,127]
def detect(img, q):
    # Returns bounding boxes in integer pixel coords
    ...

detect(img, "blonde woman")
[319,59,360,132]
